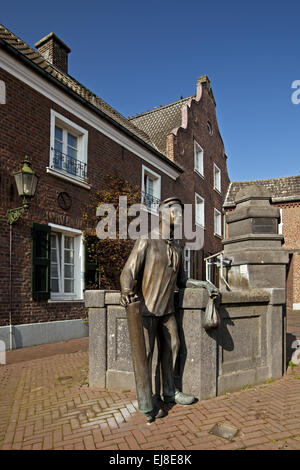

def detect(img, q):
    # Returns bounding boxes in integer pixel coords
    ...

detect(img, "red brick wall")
[274,202,300,309]
[0,66,177,326]
[168,86,230,278]
[224,202,300,309]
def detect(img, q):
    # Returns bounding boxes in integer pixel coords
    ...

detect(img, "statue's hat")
[159,197,184,209]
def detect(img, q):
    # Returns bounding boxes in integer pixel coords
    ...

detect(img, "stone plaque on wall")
[252,218,277,234]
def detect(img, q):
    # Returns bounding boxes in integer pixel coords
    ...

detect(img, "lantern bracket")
[8,202,29,225]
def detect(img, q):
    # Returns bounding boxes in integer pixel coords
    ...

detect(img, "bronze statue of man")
[120,197,218,421]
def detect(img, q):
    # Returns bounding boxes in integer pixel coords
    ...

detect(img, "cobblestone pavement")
[0,338,300,450]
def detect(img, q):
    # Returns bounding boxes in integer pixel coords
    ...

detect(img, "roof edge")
[0,33,183,175]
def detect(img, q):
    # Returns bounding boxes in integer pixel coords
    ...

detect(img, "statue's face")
[160,203,183,234]
[169,204,183,229]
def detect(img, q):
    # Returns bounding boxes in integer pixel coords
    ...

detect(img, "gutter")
[0,39,183,175]
[224,194,300,209]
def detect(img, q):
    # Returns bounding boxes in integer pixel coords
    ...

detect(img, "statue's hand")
[120,292,138,307]
[185,279,219,298]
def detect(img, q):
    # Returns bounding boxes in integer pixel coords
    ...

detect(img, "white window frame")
[141,165,161,213]
[214,208,222,237]
[278,208,283,234]
[48,223,85,301]
[0,80,6,104]
[184,247,191,277]
[213,163,221,193]
[194,140,204,177]
[195,193,205,228]
[47,110,89,188]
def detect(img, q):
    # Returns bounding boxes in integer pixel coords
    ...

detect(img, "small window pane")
[64,237,74,250]
[50,263,58,277]
[146,177,154,195]
[51,278,59,292]
[214,165,221,191]
[196,196,204,226]
[64,264,74,279]
[55,127,63,141]
[214,210,222,236]
[64,279,74,293]
[67,133,77,149]
[64,249,74,264]
[194,142,203,175]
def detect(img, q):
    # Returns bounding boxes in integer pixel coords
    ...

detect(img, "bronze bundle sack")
[202,295,220,330]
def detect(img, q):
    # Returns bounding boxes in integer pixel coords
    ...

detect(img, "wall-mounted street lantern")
[7,156,39,349]
[8,156,39,224]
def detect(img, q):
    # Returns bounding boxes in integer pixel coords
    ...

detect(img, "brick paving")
[0,337,300,450]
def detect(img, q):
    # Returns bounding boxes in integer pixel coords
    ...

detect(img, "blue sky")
[2,0,300,181]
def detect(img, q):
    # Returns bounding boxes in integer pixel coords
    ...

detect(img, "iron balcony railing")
[51,148,87,179]
[142,191,161,210]
[204,251,231,290]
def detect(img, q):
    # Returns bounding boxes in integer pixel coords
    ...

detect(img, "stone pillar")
[222,185,289,377]
[222,185,289,291]
[85,290,106,388]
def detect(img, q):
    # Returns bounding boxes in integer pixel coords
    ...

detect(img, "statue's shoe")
[164,391,195,405]
[145,406,166,423]
[154,407,166,418]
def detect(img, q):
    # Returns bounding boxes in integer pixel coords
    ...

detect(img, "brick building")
[130,77,230,278]
[0,24,230,348]
[224,176,300,313]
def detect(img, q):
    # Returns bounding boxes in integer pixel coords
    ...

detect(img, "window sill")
[46,167,91,190]
[214,233,222,239]
[214,187,222,195]
[194,169,204,179]
[48,298,84,303]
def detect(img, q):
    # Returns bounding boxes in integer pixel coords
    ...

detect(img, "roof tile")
[224,176,300,206]
[129,96,193,154]
[0,24,179,166]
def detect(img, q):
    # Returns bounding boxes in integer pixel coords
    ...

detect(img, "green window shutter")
[84,243,99,289]
[32,223,51,300]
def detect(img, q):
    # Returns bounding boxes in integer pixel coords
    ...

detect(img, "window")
[0,80,6,104]
[32,223,51,300]
[207,121,213,135]
[194,140,204,177]
[213,164,221,192]
[49,110,88,182]
[141,165,161,212]
[49,224,84,300]
[214,209,222,236]
[278,208,283,234]
[184,247,191,277]
[195,193,205,227]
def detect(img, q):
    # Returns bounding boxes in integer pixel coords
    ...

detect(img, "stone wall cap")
[226,206,280,224]
[235,185,271,204]
[84,290,105,308]
[223,233,284,245]
[220,289,270,304]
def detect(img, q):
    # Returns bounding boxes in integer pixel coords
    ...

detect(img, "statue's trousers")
[126,301,153,413]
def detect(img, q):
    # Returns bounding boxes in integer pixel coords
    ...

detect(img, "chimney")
[35,32,71,74]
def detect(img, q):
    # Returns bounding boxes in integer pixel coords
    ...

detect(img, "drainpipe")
[9,223,13,350]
